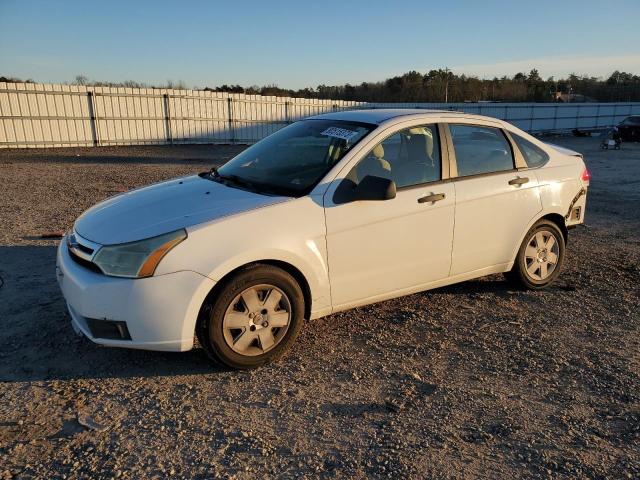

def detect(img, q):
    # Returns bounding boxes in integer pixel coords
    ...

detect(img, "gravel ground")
[0,137,638,479]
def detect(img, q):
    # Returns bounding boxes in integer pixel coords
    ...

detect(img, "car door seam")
[448,182,457,278]
[320,194,335,314]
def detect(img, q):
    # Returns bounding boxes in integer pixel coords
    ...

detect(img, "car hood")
[74,175,290,245]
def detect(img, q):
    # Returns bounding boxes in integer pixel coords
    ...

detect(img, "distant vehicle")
[617,115,640,142]
[57,110,590,369]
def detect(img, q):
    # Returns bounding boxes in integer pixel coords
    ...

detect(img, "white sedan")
[56,109,590,369]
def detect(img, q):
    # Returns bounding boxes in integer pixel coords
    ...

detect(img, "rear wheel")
[506,220,565,290]
[197,265,304,369]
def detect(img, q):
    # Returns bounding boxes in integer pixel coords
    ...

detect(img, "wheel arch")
[539,212,568,244]
[509,210,569,267]
[198,259,313,325]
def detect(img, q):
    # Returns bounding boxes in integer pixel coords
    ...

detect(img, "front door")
[324,124,455,309]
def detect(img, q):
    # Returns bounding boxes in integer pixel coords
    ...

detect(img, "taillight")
[581,167,591,184]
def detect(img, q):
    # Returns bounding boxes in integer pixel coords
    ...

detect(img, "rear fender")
[508,209,568,269]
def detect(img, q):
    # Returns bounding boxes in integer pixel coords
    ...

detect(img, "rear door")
[446,123,542,276]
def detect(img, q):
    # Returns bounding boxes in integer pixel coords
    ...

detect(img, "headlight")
[93,229,187,278]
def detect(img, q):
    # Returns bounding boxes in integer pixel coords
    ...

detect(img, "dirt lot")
[0,137,639,479]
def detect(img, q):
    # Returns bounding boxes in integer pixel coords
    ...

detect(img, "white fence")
[1,82,639,148]
[375,101,640,134]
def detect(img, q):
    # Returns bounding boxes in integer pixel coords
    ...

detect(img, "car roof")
[308,108,497,126]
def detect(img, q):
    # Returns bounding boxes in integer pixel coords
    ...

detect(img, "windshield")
[215,119,375,196]
[621,116,640,125]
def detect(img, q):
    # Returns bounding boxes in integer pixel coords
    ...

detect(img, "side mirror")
[353,175,396,201]
[332,175,397,204]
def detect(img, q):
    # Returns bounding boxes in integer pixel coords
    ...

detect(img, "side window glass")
[348,124,441,188]
[450,125,514,176]
[511,133,549,168]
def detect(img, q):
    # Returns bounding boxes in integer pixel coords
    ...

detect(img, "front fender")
[204,247,331,318]
[155,197,332,318]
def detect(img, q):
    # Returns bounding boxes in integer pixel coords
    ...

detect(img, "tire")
[506,220,566,290]
[197,265,305,369]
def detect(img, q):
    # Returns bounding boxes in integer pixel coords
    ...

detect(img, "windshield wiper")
[202,168,294,197]
[217,173,263,193]
[199,166,220,180]
[200,167,263,193]
[221,174,298,197]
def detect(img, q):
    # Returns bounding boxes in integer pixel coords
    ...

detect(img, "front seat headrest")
[372,144,385,159]
[407,127,434,158]
[370,143,390,171]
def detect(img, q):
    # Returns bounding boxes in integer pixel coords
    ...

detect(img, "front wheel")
[197,265,305,369]
[506,220,566,290]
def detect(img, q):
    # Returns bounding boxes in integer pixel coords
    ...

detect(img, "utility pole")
[444,67,449,103]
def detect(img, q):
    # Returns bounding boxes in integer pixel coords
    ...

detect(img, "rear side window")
[511,133,549,168]
[450,125,514,177]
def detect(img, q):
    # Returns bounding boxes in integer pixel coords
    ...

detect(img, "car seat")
[352,143,391,183]
[393,128,438,186]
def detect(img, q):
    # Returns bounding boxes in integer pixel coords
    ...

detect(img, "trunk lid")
[545,142,583,158]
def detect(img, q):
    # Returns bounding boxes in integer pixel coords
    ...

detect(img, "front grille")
[86,318,132,340]
[68,247,103,274]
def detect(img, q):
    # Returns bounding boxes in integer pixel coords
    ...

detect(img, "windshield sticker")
[321,127,359,142]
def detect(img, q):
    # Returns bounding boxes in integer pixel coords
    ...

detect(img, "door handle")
[418,193,446,203]
[508,176,529,186]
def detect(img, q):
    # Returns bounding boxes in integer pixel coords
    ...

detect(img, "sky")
[0,0,639,89]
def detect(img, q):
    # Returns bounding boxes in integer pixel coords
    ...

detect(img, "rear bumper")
[56,237,215,352]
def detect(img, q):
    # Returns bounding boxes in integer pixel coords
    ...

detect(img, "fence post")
[87,91,99,147]
[612,104,617,128]
[529,105,534,132]
[595,104,601,128]
[227,97,235,143]
[163,94,172,144]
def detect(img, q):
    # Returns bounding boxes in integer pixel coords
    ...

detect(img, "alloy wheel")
[222,284,292,356]
[524,230,560,281]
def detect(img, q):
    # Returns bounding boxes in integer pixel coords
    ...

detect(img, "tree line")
[209,70,640,103]
[2,70,639,102]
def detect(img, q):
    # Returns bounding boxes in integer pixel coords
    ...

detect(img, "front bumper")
[56,237,215,352]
